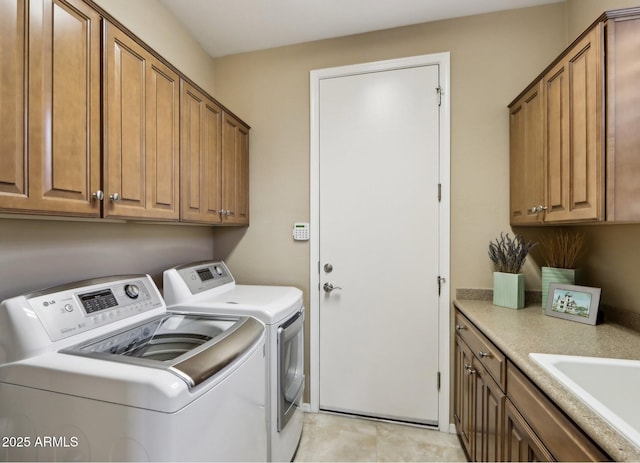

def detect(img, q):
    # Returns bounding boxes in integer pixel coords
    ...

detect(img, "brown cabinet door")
[221,112,250,225]
[509,81,544,225]
[104,21,179,220]
[0,0,27,207]
[544,26,604,223]
[606,15,640,221]
[504,400,553,462]
[473,359,505,462]
[0,0,101,216]
[454,335,474,458]
[180,80,223,224]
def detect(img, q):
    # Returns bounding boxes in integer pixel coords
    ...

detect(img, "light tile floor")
[293,412,468,462]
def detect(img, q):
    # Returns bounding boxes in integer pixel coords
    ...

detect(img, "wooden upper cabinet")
[1,2,249,225]
[606,13,640,221]
[543,26,604,223]
[509,81,544,224]
[221,112,250,225]
[104,21,180,220]
[509,10,640,225]
[180,80,223,224]
[0,0,27,206]
[0,0,101,216]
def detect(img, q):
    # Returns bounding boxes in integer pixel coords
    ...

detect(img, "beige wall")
[211,4,567,311]
[0,218,215,301]
[567,0,640,40]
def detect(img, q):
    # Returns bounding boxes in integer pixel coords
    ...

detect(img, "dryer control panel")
[174,261,235,295]
[27,275,164,342]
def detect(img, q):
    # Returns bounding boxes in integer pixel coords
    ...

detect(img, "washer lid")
[169,285,303,325]
[61,314,264,388]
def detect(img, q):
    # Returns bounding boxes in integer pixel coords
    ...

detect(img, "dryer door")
[277,309,305,431]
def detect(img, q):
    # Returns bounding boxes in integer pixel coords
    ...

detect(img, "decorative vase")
[541,267,583,309]
[493,272,525,309]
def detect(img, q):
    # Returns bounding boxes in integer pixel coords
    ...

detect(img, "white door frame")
[309,52,451,432]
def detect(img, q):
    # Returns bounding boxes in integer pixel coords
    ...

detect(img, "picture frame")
[545,283,601,325]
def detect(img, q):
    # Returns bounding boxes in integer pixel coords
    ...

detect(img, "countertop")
[453,299,640,462]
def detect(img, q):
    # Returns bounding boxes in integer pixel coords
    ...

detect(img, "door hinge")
[438,183,442,202]
[437,276,446,296]
[437,371,441,391]
[436,86,443,106]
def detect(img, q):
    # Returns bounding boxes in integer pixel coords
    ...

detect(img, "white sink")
[529,353,640,448]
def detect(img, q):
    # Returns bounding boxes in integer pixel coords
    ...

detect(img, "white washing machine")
[0,274,267,462]
[163,261,304,462]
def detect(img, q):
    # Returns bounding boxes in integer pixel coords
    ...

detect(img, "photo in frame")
[545,283,601,325]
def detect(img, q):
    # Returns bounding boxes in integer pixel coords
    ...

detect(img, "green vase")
[493,272,525,309]
[541,267,583,309]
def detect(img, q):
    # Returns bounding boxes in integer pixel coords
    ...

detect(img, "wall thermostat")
[292,223,310,241]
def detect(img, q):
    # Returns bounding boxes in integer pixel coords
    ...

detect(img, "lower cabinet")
[473,360,505,462]
[504,400,553,462]
[454,308,610,462]
[454,313,506,462]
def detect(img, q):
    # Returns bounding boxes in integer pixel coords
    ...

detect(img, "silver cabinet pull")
[323,282,342,293]
[464,363,476,375]
[478,351,491,358]
[455,324,465,331]
[530,205,548,213]
[92,190,104,201]
[109,193,120,202]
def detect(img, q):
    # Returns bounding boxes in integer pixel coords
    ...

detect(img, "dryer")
[163,261,304,462]
[0,274,267,462]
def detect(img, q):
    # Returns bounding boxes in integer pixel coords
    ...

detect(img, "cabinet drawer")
[506,361,609,462]
[455,311,506,389]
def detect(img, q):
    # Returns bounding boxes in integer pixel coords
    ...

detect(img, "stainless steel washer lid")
[62,314,264,388]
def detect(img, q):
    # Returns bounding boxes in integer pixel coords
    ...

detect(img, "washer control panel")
[28,276,163,342]
[176,261,235,295]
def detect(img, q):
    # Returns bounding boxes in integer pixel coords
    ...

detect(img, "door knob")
[324,263,333,273]
[323,282,342,293]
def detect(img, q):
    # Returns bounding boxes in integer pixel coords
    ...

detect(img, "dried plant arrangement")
[541,230,586,269]
[488,232,537,274]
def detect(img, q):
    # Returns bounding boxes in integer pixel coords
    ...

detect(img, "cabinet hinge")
[436,86,443,106]
[437,371,441,391]
[437,276,446,296]
[438,183,442,202]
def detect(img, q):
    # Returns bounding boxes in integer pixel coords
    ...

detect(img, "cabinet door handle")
[109,192,121,202]
[478,351,491,358]
[455,324,465,331]
[92,190,104,201]
[530,205,548,213]
[464,363,476,375]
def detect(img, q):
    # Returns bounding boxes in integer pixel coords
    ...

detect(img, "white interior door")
[318,64,441,424]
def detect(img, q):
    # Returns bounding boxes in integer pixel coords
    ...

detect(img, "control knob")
[124,284,140,299]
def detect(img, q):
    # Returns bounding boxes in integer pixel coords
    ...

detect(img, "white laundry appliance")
[0,274,267,462]
[163,261,305,462]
